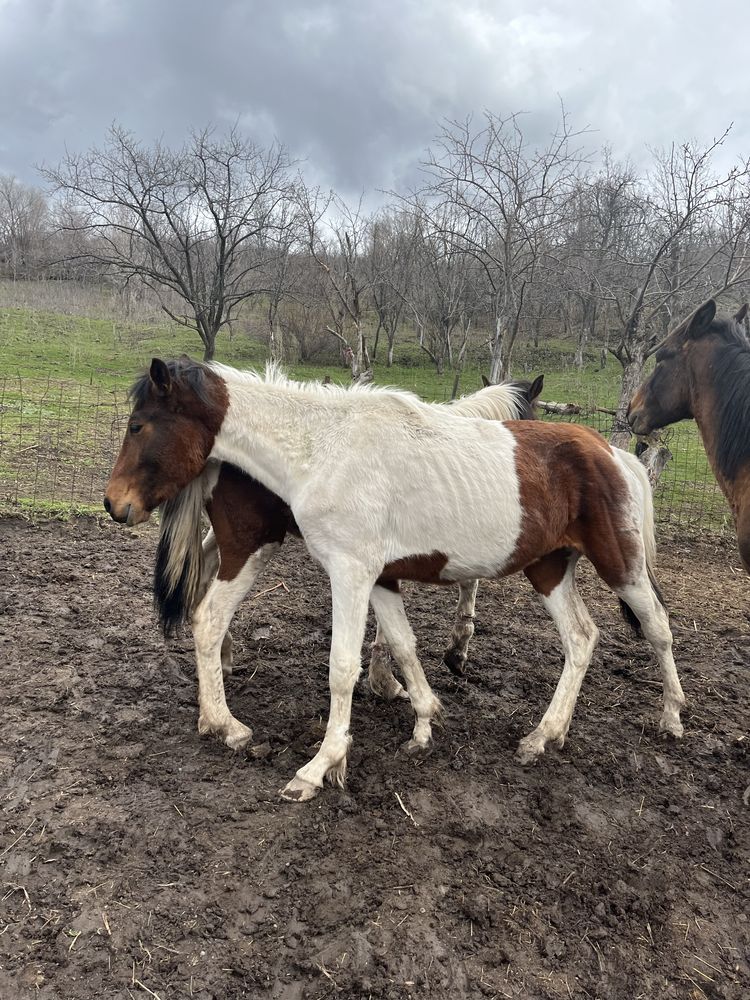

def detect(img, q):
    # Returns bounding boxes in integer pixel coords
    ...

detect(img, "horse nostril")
[103,496,112,514]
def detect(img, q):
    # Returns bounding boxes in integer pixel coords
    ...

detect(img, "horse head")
[104,357,227,525]
[626,300,750,436]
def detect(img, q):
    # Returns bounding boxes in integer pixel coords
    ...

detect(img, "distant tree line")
[2,110,750,426]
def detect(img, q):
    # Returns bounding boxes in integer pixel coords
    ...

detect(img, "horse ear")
[481,374,492,387]
[149,358,172,396]
[527,374,544,402]
[686,299,716,338]
[734,303,749,323]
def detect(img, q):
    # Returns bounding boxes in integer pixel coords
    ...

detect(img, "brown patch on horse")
[377,552,450,590]
[207,465,294,581]
[524,548,574,596]
[503,422,637,588]
[106,359,229,523]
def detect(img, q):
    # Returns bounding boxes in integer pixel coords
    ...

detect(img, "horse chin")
[126,505,153,527]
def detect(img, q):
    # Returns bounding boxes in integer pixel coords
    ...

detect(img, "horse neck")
[688,341,743,512]
[210,380,334,502]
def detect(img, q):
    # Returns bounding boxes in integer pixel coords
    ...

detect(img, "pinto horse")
[628,300,750,571]
[106,359,685,802]
[154,374,544,740]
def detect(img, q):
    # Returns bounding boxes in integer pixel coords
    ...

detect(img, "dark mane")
[128,357,213,408]
[704,317,750,479]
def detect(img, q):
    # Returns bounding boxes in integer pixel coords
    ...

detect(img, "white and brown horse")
[628,299,750,571]
[106,360,684,801]
[154,373,543,720]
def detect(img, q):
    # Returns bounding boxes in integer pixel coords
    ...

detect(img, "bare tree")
[42,124,300,359]
[403,202,480,375]
[366,206,418,366]
[418,108,587,380]
[304,191,374,381]
[0,175,49,280]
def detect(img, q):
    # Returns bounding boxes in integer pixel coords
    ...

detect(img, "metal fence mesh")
[0,375,734,536]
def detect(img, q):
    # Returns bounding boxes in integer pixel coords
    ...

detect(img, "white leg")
[368,620,409,701]
[193,542,281,750]
[280,563,373,802]
[195,529,234,675]
[517,556,600,764]
[443,579,479,675]
[368,585,443,752]
[615,576,685,738]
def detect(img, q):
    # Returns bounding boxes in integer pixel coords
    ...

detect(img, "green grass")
[0,295,731,534]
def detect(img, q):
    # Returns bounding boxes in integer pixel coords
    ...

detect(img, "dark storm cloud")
[1,0,748,198]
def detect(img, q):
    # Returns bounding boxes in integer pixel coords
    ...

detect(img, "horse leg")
[368,584,443,752]
[613,572,685,739]
[193,542,281,750]
[443,579,479,676]
[735,501,750,574]
[280,561,373,802]
[517,550,600,764]
[195,528,234,675]
[368,619,409,701]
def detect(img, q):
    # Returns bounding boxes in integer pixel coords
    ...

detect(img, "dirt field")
[1,516,748,999]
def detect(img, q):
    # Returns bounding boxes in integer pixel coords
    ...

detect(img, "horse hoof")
[659,718,684,740]
[442,648,467,677]
[516,736,545,766]
[400,738,433,758]
[225,723,253,750]
[279,776,321,802]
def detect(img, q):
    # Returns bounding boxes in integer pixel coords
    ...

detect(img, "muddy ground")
[1,516,748,999]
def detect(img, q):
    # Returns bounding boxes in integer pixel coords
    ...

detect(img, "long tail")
[615,448,665,631]
[154,476,207,638]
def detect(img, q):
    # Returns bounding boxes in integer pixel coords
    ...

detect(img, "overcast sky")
[1,0,747,201]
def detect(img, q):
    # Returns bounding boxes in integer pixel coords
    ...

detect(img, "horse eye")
[129,422,143,435]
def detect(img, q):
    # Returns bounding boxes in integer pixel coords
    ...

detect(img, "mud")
[1,516,748,999]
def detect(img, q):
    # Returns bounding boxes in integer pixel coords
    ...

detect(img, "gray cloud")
[1,0,748,199]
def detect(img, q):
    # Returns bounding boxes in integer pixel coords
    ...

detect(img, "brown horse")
[628,300,750,571]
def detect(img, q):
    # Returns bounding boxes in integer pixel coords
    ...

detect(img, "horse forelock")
[129,357,221,410]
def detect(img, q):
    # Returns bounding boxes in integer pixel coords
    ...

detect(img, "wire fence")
[0,375,735,537]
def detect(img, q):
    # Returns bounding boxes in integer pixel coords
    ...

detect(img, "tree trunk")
[610,353,646,449]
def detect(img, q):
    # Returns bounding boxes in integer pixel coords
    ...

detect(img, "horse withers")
[627,300,750,571]
[106,360,683,802]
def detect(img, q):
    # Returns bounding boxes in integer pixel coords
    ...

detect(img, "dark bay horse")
[153,374,543,749]
[628,300,750,570]
[106,360,684,801]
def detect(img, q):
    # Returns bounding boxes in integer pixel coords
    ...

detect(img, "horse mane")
[449,382,526,421]
[699,315,750,479]
[128,357,220,409]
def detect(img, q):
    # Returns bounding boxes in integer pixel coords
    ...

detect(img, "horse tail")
[614,447,665,632]
[154,475,207,638]
[449,383,523,421]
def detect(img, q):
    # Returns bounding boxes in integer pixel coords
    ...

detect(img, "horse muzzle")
[626,402,649,436]
[103,495,152,526]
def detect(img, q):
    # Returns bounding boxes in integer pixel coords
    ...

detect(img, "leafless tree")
[417,108,587,380]
[42,124,300,359]
[366,206,419,367]
[304,190,374,381]
[0,175,49,280]
[403,202,480,375]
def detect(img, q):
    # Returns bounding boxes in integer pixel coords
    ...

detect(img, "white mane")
[208,360,524,422]
[207,360,428,416]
